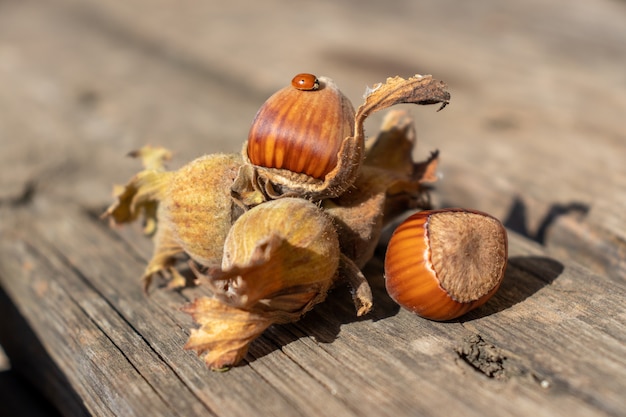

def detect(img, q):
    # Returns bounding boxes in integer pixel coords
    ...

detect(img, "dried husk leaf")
[183,198,352,370]
[182,297,273,370]
[232,74,449,206]
[104,149,244,291]
[339,253,374,316]
[141,210,187,290]
[103,145,173,235]
[364,109,417,176]
[127,146,173,171]
[325,110,440,268]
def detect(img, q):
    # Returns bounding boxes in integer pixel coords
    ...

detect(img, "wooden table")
[1,0,625,416]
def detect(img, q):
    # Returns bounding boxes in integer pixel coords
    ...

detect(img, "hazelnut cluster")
[104,73,507,370]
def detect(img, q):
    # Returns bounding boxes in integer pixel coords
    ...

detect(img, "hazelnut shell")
[384,208,508,321]
[246,75,355,180]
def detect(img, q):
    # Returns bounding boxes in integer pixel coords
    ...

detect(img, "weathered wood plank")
[1,0,625,415]
[1,205,332,417]
[0,241,181,417]
[433,163,626,283]
[1,196,624,417]
[0,287,86,417]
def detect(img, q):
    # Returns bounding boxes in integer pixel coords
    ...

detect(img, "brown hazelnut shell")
[234,74,450,205]
[384,208,508,321]
[247,75,355,180]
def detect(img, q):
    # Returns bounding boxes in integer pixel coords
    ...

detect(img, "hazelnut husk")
[163,154,243,268]
[103,148,244,290]
[182,198,372,370]
[324,110,439,268]
[233,74,450,206]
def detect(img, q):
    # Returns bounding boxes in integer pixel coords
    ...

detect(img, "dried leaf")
[339,254,373,316]
[364,110,416,176]
[102,169,172,234]
[326,111,440,268]
[182,297,273,371]
[127,145,172,171]
[357,74,450,125]
[141,216,185,292]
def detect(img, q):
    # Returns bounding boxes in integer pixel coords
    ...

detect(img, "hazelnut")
[183,198,341,370]
[246,74,355,181]
[384,208,508,321]
[235,73,450,205]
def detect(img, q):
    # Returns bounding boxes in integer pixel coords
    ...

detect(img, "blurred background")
[1,0,624,414]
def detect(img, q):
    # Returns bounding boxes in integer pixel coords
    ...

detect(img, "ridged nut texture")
[384,208,508,321]
[246,74,355,180]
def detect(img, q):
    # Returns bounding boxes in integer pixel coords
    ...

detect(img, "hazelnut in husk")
[103,147,244,290]
[233,73,450,205]
[182,198,368,370]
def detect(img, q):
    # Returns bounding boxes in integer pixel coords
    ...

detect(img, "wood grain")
[0,0,624,416]
[1,198,625,416]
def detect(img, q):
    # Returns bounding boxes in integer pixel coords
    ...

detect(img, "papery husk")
[183,198,372,370]
[162,153,243,268]
[364,110,440,224]
[103,146,182,288]
[182,297,273,370]
[103,146,173,235]
[232,74,450,206]
[103,148,244,291]
[324,110,439,268]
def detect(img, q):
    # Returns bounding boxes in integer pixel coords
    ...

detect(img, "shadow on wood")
[504,196,589,245]
[241,258,400,367]
[466,255,564,321]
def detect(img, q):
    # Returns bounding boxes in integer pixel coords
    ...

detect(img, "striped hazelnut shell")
[384,208,508,321]
[246,74,355,180]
